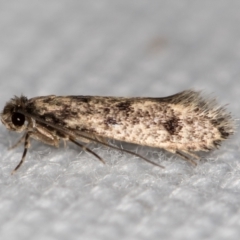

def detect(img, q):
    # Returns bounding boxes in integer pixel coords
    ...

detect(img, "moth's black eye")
[12,112,25,126]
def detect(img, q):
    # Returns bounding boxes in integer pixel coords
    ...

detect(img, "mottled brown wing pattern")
[0,90,235,173]
[26,91,234,153]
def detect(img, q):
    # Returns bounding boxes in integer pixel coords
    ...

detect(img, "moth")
[0,90,235,173]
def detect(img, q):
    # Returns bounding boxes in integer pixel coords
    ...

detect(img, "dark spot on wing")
[163,117,182,135]
[41,113,64,126]
[104,117,118,125]
[211,118,224,126]
[211,118,230,139]
[116,101,132,111]
[132,117,140,124]
[42,98,51,103]
[70,96,91,103]
[218,127,230,139]
[104,108,110,114]
[213,140,221,148]
[71,111,78,116]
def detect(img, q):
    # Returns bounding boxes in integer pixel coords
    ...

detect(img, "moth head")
[1,96,28,132]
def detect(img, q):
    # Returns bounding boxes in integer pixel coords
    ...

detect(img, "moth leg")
[179,150,200,160]
[32,126,60,147]
[165,148,197,166]
[11,129,60,173]
[175,150,197,166]
[75,131,108,144]
[69,137,105,164]
[94,136,108,145]
[9,134,26,150]
[63,140,67,148]
[75,133,164,168]
[11,132,31,174]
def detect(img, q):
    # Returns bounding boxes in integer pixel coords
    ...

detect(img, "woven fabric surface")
[0,1,239,240]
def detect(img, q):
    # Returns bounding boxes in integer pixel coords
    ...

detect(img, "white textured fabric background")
[0,1,239,240]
